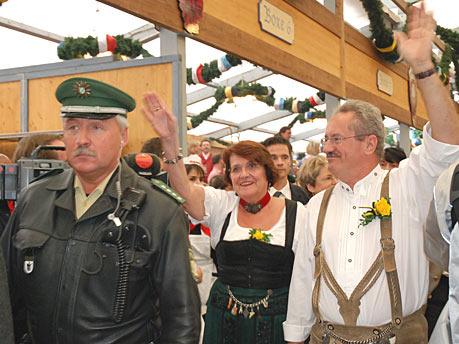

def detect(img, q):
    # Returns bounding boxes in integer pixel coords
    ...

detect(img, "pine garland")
[209,137,231,146]
[57,35,152,60]
[359,0,400,62]
[436,25,459,81]
[186,54,242,85]
[287,91,326,127]
[190,80,275,128]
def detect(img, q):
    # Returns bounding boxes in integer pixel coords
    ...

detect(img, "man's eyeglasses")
[320,134,370,146]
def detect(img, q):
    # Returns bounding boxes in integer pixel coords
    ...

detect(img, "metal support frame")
[325,93,340,120]
[160,28,187,153]
[206,109,291,139]
[398,122,411,156]
[0,16,65,43]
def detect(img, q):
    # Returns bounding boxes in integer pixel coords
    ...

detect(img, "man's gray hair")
[337,99,385,158]
[115,115,129,130]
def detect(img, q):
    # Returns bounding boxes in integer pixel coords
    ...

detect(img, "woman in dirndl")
[143,91,308,344]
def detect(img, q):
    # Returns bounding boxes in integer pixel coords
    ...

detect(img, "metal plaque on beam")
[258,0,294,44]
[377,69,393,96]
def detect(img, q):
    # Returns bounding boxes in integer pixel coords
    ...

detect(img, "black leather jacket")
[1,162,201,344]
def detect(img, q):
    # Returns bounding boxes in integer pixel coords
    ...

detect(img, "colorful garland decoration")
[57,35,152,60]
[190,80,275,128]
[189,81,327,132]
[359,0,457,95]
[187,54,242,85]
[359,0,401,63]
[284,91,326,127]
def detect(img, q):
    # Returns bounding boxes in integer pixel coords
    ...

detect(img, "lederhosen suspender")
[312,173,403,329]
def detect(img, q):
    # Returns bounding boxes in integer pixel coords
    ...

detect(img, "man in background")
[263,136,309,205]
[199,139,213,182]
[279,126,292,140]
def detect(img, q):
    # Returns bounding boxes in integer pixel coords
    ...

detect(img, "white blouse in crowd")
[283,123,459,342]
[190,186,307,252]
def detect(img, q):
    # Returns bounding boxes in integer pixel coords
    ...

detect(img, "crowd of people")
[0,3,458,344]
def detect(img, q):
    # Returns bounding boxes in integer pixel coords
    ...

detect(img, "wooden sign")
[377,69,393,96]
[258,0,294,44]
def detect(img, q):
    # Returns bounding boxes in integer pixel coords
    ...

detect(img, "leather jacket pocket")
[12,229,51,275]
[13,229,50,251]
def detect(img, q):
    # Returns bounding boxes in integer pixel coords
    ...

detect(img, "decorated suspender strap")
[312,186,335,320]
[380,173,403,329]
[312,174,403,330]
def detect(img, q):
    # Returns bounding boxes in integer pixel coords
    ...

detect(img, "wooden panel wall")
[26,63,173,154]
[0,81,21,134]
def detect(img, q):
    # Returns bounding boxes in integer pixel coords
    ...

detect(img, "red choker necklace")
[239,192,271,214]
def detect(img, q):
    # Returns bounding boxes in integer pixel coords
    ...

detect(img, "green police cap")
[56,77,136,119]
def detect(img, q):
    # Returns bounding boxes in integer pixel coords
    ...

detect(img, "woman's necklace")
[239,192,271,214]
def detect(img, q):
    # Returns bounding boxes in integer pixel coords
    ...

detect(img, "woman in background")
[379,146,407,170]
[298,155,338,198]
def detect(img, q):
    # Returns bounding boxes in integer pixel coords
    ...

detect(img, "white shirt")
[269,181,292,200]
[283,123,459,342]
[190,186,307,252]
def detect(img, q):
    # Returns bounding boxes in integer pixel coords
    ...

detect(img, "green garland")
[190,80,275,128]
[359,0,400,62]
[436,25,459,81]
[359,0,457,90]
[186,54,242,85]
[286,91,326,127]
[209,137,231,146]
[57,35,152,60]
[190,83,326,132]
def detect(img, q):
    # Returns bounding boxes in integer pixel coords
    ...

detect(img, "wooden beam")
[284,0,341,37]
[346,82,412,125]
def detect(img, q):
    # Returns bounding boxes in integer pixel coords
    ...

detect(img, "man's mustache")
[72,148,96,157]
[326,152,340,158]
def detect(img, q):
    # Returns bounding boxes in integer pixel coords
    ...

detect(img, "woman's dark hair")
[222,140,278,187]
[383,147,407,164]
[185,164,205,177]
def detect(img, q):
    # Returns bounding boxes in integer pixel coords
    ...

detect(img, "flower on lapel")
[359,196,392,227]
[249,228,272,243]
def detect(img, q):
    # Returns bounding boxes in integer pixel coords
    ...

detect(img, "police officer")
[1,77,200,343]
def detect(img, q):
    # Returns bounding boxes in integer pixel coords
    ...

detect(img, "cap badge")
[73,81,91,98]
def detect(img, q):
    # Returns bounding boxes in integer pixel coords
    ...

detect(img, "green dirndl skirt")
[202,278,289,344]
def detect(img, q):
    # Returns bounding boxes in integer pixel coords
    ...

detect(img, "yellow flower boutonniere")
[249,228,272,243]
[359,196,392,227]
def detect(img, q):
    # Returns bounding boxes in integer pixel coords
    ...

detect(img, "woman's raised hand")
[142,92,178,142]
